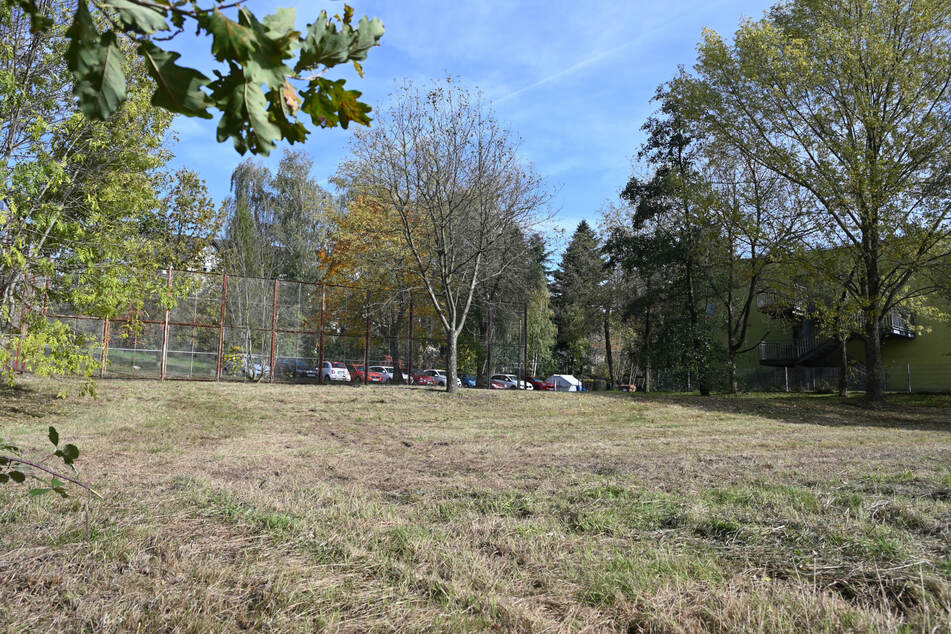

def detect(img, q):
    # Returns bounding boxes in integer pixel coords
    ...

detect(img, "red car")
[526,376,552,391]
[489,380,508,389]
[348,364,384,384]
[411,372,437,386]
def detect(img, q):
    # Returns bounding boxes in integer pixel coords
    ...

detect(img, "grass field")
[1,379,950,632]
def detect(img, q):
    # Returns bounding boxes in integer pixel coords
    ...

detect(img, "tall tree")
[610,93,717,395]
[217,152,336,379]
[341,78,549,392]
[551,221,603,376]
[700,144,812,393]
[219,151,336,282]
[689,0,951,399]
[0,12,220,383]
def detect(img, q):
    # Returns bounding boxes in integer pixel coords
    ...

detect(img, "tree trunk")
[729,357,738,395]
[864,317,883,400]
[475,314,489,387]
[482,308,493,388]
[643,307,652,393]
[696,340,712,396]
[446,328,459,394]
[603,311,614,390]
[838,334,848,397]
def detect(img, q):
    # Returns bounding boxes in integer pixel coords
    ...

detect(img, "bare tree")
[343,78,549,392]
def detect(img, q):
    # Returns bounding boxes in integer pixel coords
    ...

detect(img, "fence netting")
[31,270,534,385]
[19,269,951,393]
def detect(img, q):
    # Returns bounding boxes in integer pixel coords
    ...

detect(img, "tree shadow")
[601,391,951,433]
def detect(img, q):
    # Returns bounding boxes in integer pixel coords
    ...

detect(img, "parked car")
[410,371,437,386]
[490,374,533,390]
[233,354,270,381]
[279,358,318,380]
[348,364,384,384]
[460,374,477,388]
[422,369,462,387]
[369,365,409,384]
[526,376,551,391]
[489,379,508,389]
[321,361,350,383]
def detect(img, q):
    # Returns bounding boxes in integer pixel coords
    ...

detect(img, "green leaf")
[103,0,169,35]
[29,488,50,496]
[266,88,308,144]
[209,64,280,155]
[296,13,383,73]
[9,470,25,483]
[61,444,80,463]
[261,7,297,39]
[138,42,212,119]
[301,78,371,130]
[201,9,256,62]
[0,473,8,483]
[48,426,59,447]
[238,7,296,92]
[65,5,127,120]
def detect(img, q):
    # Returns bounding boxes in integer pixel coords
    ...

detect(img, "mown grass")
[1,378,950,632]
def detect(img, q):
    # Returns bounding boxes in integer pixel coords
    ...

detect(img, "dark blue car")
[461,374,477,388]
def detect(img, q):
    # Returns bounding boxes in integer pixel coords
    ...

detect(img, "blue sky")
[168,0,772,241]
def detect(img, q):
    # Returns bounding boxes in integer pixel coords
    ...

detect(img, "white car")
[490,374,533,390]
[369,365,408,384]
[422,369,462,387]
[321,361,351,382]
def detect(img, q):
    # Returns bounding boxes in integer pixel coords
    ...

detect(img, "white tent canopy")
[547,374,582,392]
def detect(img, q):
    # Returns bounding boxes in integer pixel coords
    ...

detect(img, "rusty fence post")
[363,290,370,385]
[217,273,227,381]
[318,284,326,384]
[160,269,171,381]
[269,278,278,384]
[522,302,529,389]
[407,294,414,384]
[486,305,493,383]
[100,318,110,378]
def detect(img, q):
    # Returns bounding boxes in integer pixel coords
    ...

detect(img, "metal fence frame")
[30,269,534,388]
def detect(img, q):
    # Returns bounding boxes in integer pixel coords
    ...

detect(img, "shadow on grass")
[605,390,951,433]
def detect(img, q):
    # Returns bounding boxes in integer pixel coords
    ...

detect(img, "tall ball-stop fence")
[11,269,951,393]
[15,270,533,386]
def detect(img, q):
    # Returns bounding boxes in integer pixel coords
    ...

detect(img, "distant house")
[737,289,951,391]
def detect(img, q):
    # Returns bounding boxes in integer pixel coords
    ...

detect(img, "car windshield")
[332,362,345,368]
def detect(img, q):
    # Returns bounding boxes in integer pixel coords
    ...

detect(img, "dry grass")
[1,378,950,632]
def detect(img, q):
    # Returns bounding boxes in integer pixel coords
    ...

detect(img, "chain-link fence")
[577,363,951,394]
[13,269,951,394]
[22,270,534,387]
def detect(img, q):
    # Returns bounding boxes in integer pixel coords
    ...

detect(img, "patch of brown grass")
[1,378,950,631]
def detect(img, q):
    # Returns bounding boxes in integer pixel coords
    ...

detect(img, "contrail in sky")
[494,0,731,105]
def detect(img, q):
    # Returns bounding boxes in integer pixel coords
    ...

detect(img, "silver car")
[369,365,408,383]
[422,369,462,387]
[490,374,533,390]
